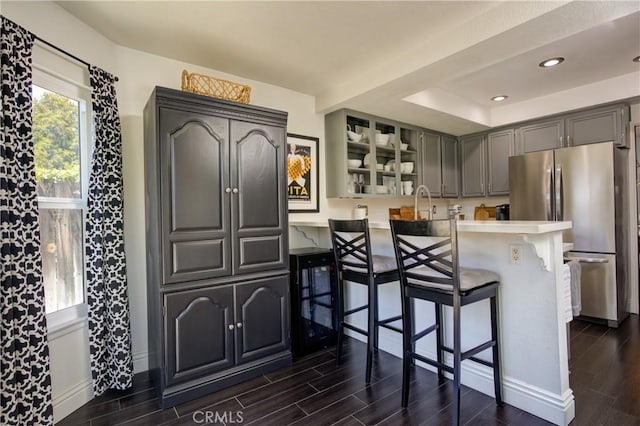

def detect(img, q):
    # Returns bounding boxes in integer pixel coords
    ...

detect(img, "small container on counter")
[352,205,368,219]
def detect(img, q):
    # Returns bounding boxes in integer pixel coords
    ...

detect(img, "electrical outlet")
[509,244,523,265]
[432,205,437,215]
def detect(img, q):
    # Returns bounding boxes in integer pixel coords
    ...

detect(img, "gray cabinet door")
[165,286,234,387]
[516,119,564,153]
[235,275,289,364]
[487,129,514,195]
[419,131,442,197]
[460,134,486,197]
[160,108,231,284]
[441,135,459,198]
[565,105,624,147]
[230,121,287,275]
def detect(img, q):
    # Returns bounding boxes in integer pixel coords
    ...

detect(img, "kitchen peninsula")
[289,219,574,425]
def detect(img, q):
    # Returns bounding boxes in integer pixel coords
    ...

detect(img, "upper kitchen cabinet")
[459,128,514,198]
[419,131,442,197]
[441,135,460,198]
[516,118,564,153]
[565,104,629,147]
[460,134,486,197]
[486,129,515,196]
[325,109,418,198]
[397,124,419,198]
[418,131,459,198]
[516,103,630,153]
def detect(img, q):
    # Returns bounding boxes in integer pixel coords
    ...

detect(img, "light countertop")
[290,219,572,235]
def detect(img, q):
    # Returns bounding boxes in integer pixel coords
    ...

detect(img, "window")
[32,63,92,326]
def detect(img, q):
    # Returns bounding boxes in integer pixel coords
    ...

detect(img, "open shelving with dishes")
[325,109,419,198]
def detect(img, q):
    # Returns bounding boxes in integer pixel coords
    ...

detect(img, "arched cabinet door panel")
[234,276,289,364]
[160,107,231,284]
[165,286,234,386]
[230,121,287,275]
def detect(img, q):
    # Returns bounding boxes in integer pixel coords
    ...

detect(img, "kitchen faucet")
[414,184,432,220]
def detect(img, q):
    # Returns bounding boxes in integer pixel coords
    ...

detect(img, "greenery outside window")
[32,67,92,329]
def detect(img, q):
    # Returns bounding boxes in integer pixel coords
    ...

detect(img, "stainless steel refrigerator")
[509,141,630,327]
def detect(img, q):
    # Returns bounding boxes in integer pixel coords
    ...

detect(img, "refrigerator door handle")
[567,256,609,264]
[545,168,553,221]
[555,165,563,221]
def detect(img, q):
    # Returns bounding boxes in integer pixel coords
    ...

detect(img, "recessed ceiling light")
[539,57,565,68]
[633,56,640,63]
[491,95,508,102]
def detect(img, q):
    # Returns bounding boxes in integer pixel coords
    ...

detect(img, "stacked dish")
[401,162,414,173]
[347,130,363,142]
[347,159,362,168]
[375,134,390,146]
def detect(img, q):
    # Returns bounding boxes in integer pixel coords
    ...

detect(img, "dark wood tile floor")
[57,314,640,425]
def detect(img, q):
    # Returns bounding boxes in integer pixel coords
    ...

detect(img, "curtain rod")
[34,35,119,82]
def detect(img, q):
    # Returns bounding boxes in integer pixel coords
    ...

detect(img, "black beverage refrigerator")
[289,248,338,357]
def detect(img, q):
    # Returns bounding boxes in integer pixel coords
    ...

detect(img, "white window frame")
[32,49,93,333]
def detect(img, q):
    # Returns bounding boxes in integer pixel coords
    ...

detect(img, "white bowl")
[347,131,363,142]
[347,159,362,168]
[376,163,384,171]
[375,134,390,146]
[401,162,414,173]
[400,143,409,150]
[375,185,388,194]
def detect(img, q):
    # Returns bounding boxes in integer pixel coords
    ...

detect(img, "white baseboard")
[52,378,93,424]
[133,350,149,373]
[346,326,574,425]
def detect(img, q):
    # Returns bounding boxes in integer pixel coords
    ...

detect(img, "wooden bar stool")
[389,218,503,425]
[328,218,401,383]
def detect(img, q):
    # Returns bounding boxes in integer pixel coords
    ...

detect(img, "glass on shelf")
[357,174,364,194]
[347,174,355,194]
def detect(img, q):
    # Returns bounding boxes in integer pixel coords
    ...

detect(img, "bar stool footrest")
[441,342,497,366]
[412,352,454,374]
[344,304,368,316]
[343,322,368,336]
[379,323,402,333]
[413,323,438,343]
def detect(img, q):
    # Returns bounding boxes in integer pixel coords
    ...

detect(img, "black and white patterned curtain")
[0,16,54,426]
[85,65,133,395]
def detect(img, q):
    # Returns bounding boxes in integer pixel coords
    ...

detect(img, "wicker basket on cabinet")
[181,69,251,104]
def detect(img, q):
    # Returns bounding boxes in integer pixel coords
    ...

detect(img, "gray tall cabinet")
[144,87,291,408]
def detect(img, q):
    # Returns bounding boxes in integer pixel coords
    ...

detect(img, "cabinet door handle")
[236,322,243,328]
[232,188,239,194]
[566,135,571,146]
[225,187,232,193]
[560,136,563,147]
[228,324,234,330]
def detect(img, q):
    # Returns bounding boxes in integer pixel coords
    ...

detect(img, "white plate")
[363,153,371,167]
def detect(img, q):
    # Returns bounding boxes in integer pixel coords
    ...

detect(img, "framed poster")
[287,133,319,213]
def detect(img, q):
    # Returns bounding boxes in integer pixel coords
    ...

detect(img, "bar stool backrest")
[389,219,461,293]
[328,219,374,278]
